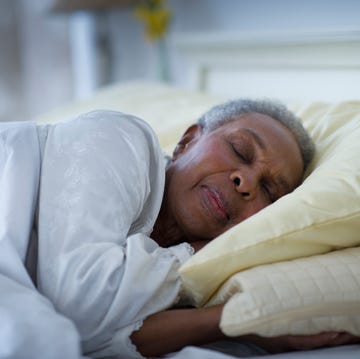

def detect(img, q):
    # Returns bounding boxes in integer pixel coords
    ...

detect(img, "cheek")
[198,142,233,173]
[179,141,229,175]
[240,198,269,222]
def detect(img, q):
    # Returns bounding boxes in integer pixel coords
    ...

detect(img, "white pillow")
[211,247,360,337]
[179,101,360,307]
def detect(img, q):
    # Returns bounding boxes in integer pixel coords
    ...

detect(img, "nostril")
[233,177,240,186]
[242,191,250,197]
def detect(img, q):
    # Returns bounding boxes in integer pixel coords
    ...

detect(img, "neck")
[152,204,186,248]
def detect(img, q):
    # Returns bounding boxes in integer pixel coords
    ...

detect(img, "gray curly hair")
[197,98,315,170]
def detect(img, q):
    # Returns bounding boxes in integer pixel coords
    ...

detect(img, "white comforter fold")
[0,121,88,359]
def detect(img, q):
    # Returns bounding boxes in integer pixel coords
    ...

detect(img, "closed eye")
[231,143,251,164]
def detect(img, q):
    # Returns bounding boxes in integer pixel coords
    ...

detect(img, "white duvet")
[0,112,193,359]
[0,121,88,359]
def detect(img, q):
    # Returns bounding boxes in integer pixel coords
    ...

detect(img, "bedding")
[170,345,360,359]
[179,100,360,298]
[210,247,360,337]
[36,111,195,358]
[0,121,87,359]
[169,344,360,359]
[35,81,360,356]
[36,81,223,154]
[1,110,198,358]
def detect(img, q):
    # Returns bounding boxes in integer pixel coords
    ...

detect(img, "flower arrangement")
[135,0,172,82]
[135,0,172,41]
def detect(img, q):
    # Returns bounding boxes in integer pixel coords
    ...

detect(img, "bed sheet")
[168,344,360,359]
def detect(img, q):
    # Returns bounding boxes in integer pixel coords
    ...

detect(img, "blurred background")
[1,0,359,122]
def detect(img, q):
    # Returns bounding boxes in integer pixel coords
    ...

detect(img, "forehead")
[217,113,289,136]
[216,113,300,152]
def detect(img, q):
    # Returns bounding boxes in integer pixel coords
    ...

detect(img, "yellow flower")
[135,0,171,41]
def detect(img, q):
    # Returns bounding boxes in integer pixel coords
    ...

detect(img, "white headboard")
[174,29,360,103]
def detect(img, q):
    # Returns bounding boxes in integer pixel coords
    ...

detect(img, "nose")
[230,169,259,200]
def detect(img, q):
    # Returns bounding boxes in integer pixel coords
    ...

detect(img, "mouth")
[200,185,230,224]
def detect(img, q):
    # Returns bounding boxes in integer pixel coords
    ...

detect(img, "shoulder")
[78,109,154,133]
[50,110,161,158]
[65,110,156,141]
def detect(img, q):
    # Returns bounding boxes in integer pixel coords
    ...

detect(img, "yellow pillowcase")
[179,101,360,306]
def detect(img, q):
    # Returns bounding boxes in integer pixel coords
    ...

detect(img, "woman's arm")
[131,305,225,357]
[131,304,360,357]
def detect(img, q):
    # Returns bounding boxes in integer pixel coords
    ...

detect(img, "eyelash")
[231,143,250,164]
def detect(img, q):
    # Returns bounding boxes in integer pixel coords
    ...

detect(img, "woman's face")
[164,112,304,242]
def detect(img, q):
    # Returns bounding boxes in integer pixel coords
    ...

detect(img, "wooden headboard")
[174,29,360,103]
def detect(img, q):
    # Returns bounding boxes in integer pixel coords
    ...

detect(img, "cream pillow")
[212,247,360,337]
[179,101,360,307]
[36,81,223,152]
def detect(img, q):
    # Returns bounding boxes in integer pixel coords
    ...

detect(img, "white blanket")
[0,121,88,359]
[0,113,193,358]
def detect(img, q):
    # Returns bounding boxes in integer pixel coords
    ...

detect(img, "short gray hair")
[197,98,315,170]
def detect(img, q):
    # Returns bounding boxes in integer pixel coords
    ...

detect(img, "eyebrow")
[243,128,266,150]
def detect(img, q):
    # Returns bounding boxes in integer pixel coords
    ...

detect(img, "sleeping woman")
[1,99,356,359]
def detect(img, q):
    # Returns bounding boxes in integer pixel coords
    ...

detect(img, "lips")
[200,185,230,223]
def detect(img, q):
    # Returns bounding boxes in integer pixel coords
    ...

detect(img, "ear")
[172,124,203,160]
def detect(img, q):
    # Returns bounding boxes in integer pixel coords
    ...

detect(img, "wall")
[0,0,72,122]
[19,0,73,118]
[108,0,360,87]
[1,0,359,121]
[0,0,22,122]
[169,0,360,32]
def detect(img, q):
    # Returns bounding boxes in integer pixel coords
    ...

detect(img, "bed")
[36,29,360,358]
